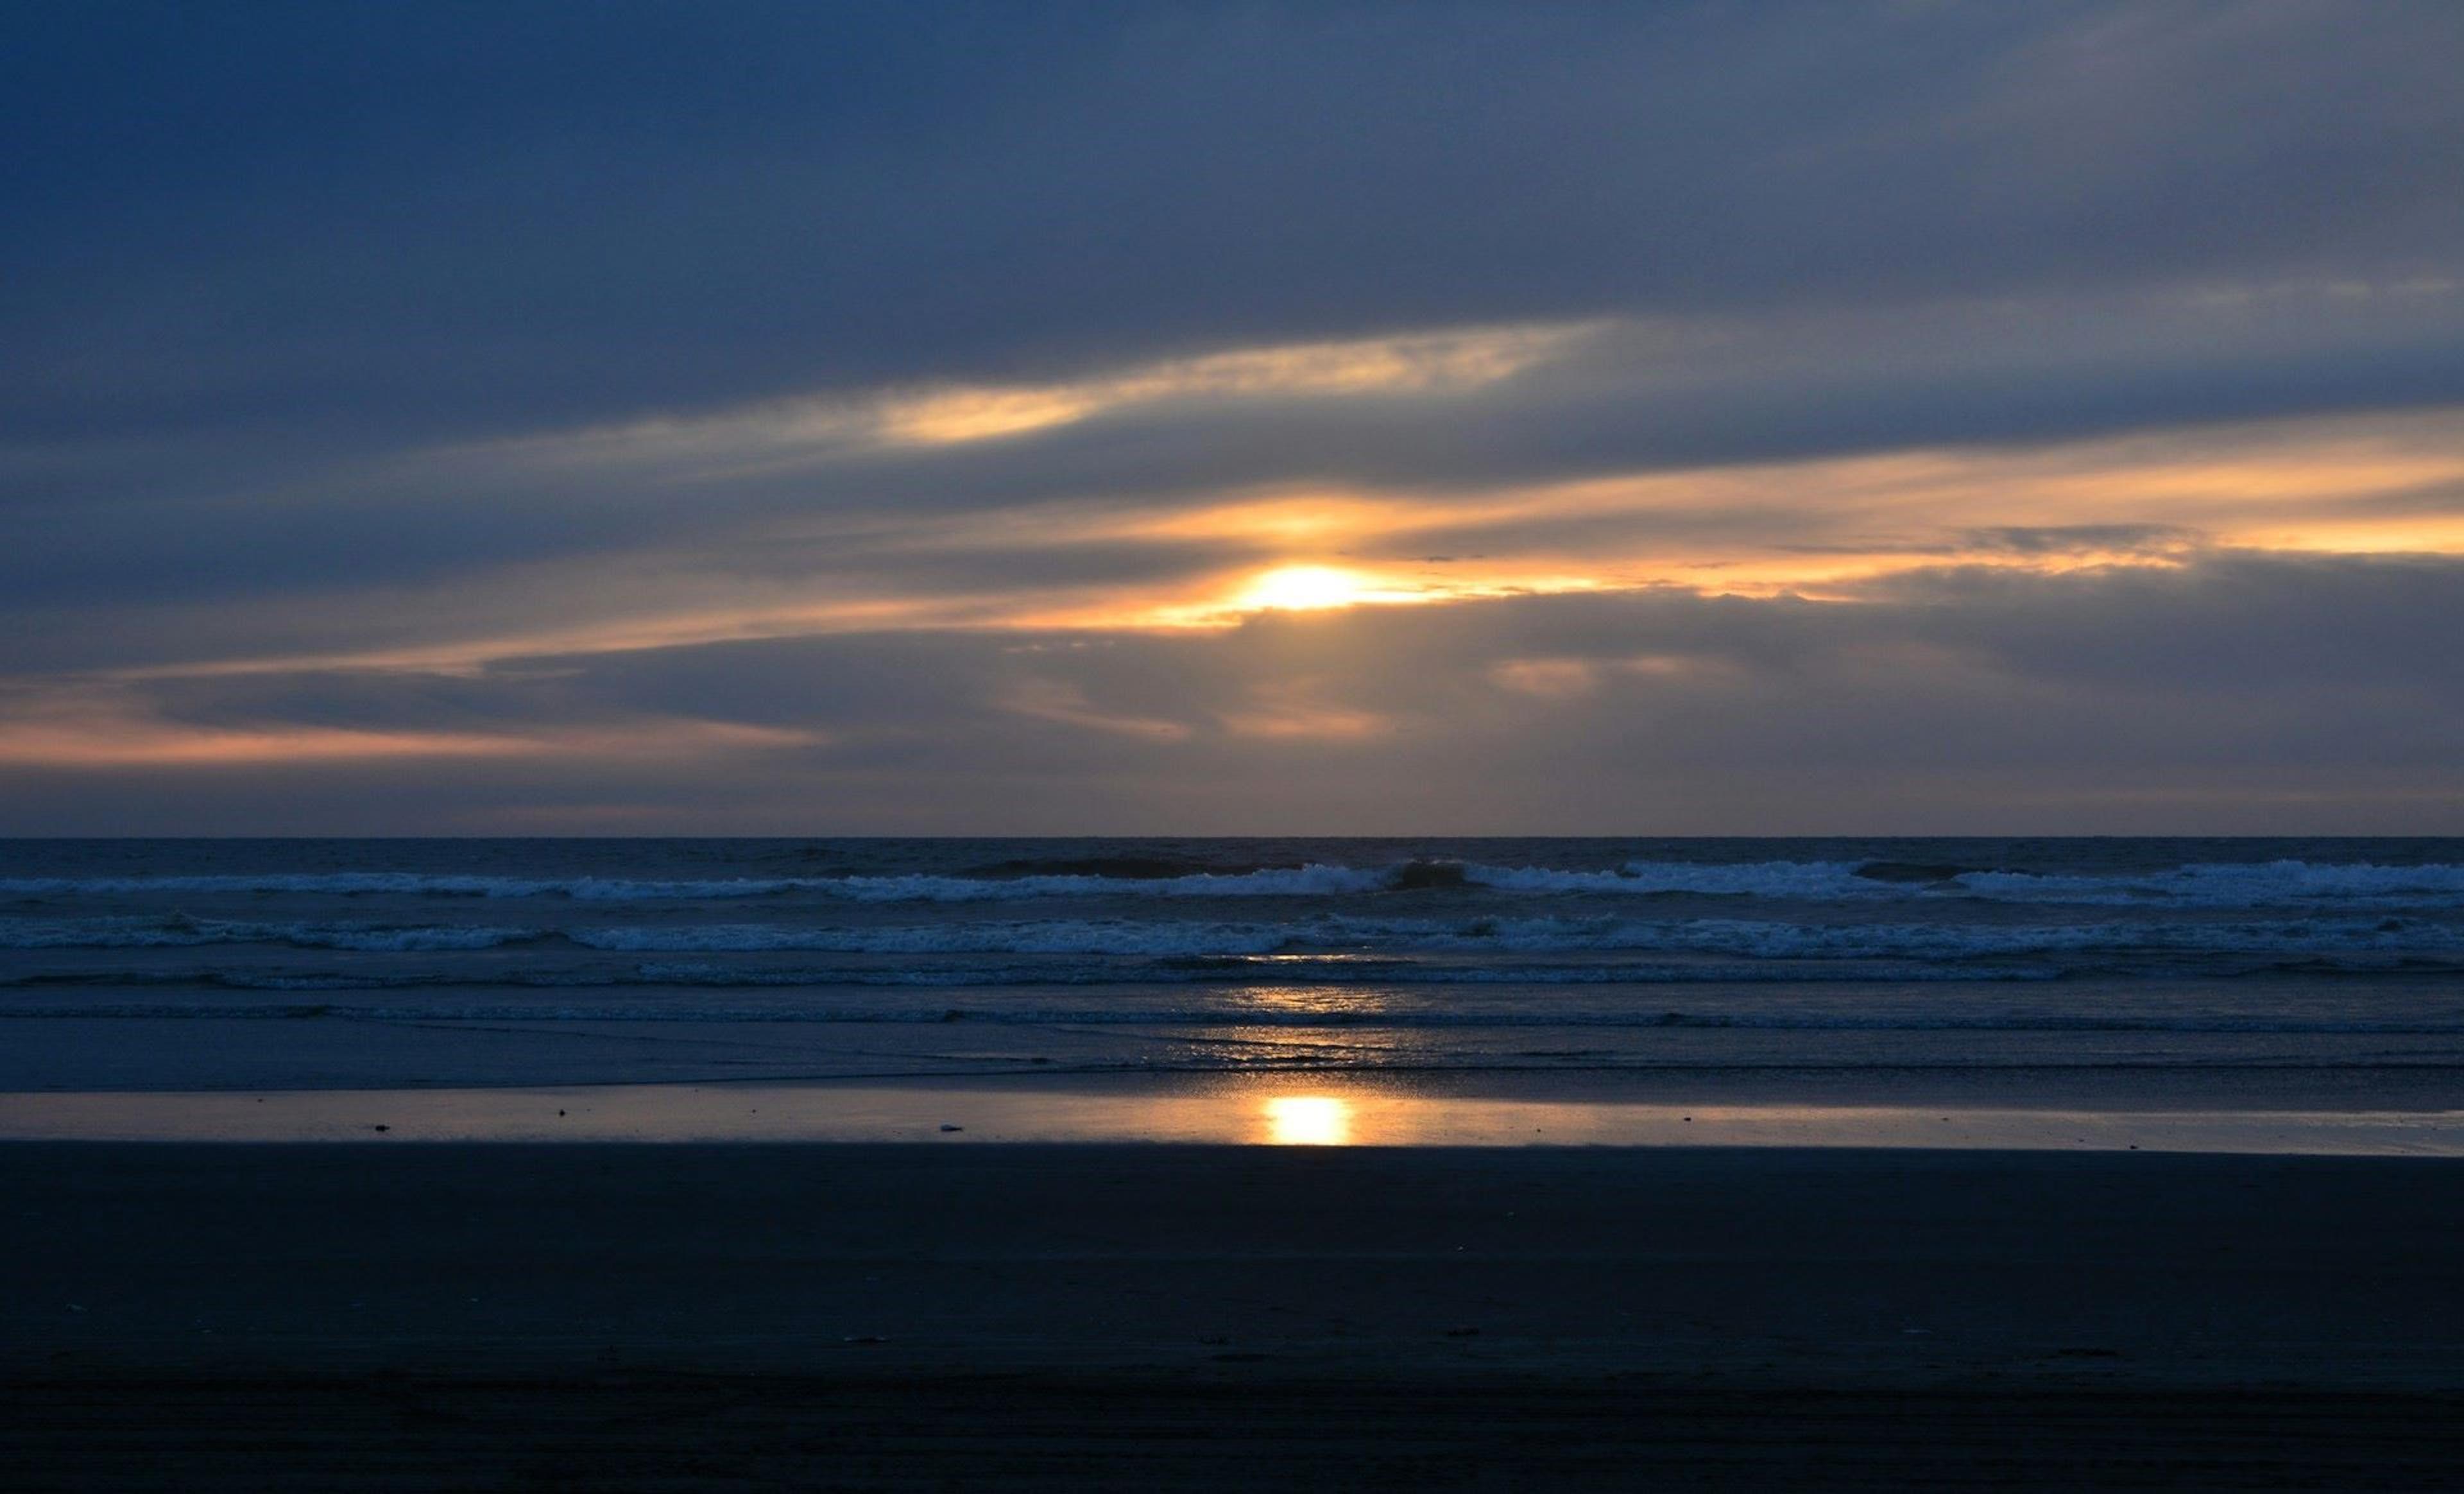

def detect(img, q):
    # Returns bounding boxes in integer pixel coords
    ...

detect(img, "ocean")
[5,837,2462,1097]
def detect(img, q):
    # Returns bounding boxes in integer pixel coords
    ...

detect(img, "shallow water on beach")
[3,837,2461,1092]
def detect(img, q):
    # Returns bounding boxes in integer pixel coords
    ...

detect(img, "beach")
[17,0,2464,1479]
[7,837,2464,1486]
[9,1141,2464,1488]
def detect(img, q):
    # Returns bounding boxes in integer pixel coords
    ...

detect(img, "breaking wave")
[3,993,2458,1035]
[3,856,2460,907]
[3,911,2456,962]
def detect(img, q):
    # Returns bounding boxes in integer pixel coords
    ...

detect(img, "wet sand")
[7,1144,2463,1488]
[9,1074,2462,1151]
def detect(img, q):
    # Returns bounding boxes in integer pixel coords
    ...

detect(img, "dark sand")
[8,1144,2463,1489]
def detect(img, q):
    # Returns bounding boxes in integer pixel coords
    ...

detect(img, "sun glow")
[1239,565,1384,611]
[1262,1095,1355,1146]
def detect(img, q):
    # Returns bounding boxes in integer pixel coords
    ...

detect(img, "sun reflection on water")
[1262,1095,1355,1146]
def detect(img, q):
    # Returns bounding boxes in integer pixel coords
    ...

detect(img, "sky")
[4,0,2462,834]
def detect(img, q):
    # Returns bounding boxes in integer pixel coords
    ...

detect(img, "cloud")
[495,320,1602,476]
[8,394,2456,685]
[7,3,2458,451]
[1958,524,2202,557]
[3,553,2457,833]
[3,3,2460,831]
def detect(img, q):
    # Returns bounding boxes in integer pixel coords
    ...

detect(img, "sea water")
[3,837,2461,1092]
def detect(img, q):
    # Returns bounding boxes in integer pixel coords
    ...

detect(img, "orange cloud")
[481,318,1604,477]
[0,700,821,770]
[53,404,2464,696]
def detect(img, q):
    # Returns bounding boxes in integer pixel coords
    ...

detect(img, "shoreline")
[10,1002,2464,1103]
[4,1073,2463,1150]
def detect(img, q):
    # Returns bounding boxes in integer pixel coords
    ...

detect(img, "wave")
[3,857,2460,907]
[575,913,2452,961]
[0,864,1392,902]
[567,922,1298,956]
[0,872,825,901]
[3,912,2455,961]
[3,995,2458,1035]
[1951,861,2464,907]
[1,956,2070,990]
[955,854,1290,880]
[1426,913,2463,961]
[0,917,545,952]
[0,860,1815,902]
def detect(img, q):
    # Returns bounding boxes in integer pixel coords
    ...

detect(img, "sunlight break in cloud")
[0,692,825,771]
[58,402,2464,699]
[497,320,1605,476]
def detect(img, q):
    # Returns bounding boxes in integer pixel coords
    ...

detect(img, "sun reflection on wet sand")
[1262,1095,1355,1146]
[2,1083,2459,1153]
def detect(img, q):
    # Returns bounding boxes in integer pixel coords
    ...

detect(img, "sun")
[1240,564,1373,611]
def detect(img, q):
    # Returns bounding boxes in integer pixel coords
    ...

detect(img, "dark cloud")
[4,3,2460,830]
[6,1,2459,451]
[1958,524,2202,556]
[6,554,2458,833]
[5,282,2460,646]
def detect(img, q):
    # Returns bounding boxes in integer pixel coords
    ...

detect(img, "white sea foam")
[3,858,2459,909]
[2,910,2456,961]
[814,864,1396,902]
[0,918,538,951]
[1952,860,2464,907]
[0,864,1390,902]
[1400,914,2460,960]
[4,993,2458,1034]
[565,920,1295,956]
[0,873,811,900]
[1536,860,1886,898]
